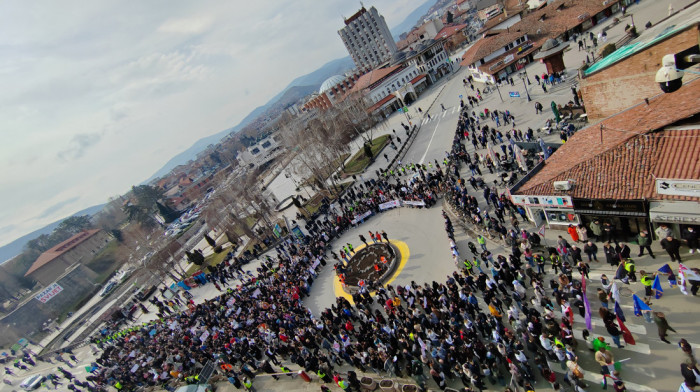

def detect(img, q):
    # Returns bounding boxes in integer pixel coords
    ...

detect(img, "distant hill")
[0,203,105,264]
[142,56,355,183]
[390,0,438,40]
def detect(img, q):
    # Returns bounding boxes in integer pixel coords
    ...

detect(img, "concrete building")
[392,39,453,84]
[236,135,284,169]
[24,229,111,287]
[461,0,626,83]
[1,264,100,347]
[509,78,700,239]
[339,6,398,70]
[580,17,699,122]
[302,72,362,112]
[347,64,427,117]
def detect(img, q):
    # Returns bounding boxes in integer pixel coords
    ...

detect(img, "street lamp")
[492,79,504,102]
[519,72,532,102]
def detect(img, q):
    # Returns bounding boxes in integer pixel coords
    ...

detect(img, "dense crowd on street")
[34,87,699,392]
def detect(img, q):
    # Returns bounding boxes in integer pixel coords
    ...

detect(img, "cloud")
[58,132,104,160]
[158,16,214,34]
[0,0,429,247]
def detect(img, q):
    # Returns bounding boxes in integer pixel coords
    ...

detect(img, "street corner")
[333,239,410,304]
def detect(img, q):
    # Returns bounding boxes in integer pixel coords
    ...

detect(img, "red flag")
[617,315,635,345]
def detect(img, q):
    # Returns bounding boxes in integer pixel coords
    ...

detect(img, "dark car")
[136,285,158,301]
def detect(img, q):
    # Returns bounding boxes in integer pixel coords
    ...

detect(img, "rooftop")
[25,229,103,277]
[460,30,525,65]
[584,18,700,76]
[513,78,700,200]
[349,65,403,93]
[344,7,367,26]
[435,23,469,40]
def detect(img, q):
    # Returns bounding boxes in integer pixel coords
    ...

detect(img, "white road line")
[421,118,429,125]
[419,116,442,164]
[442,110,447,118]
[452,107,457,115]
[571,330,651,354]
[548,361,657,392]
[552,310,646,334]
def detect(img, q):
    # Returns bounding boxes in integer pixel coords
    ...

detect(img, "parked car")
[136,285,158,301]
[20,374,45,390]
[100,281,117,297]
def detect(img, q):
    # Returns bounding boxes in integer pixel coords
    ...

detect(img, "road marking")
[552,309,646,334]
[442,110,447,118]
[548,361,657,392]
[452,107,457,115]
[419,116,442,164]
[571,329,651,354]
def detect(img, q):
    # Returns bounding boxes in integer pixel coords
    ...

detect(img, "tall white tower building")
[338,6,398,70]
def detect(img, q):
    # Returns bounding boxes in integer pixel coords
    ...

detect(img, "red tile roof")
[25,229,103,276]
[476,40,538,75]
[349,65,403,94]
[435,24,468,40]
[409,74,428,84]
[460,31,525,65]
[514,78,700,200]
[367,94,398,113]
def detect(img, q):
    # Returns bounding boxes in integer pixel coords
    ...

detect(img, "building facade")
[24,229,111,287]
[509,78,700,240]
[339,6,398,70]
[236,135,284,169]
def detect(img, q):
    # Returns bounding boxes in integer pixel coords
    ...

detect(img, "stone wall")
[0,264,99,348]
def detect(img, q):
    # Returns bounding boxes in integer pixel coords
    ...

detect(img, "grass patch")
[343,135,390,175]
[85,241,122,283]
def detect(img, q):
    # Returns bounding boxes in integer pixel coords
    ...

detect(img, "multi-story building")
[236,135,284,169]
[339,6,398,70]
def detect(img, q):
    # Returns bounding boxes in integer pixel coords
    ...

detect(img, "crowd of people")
[29,84,695,392]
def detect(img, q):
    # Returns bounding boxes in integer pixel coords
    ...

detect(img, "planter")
[361,376,378,391]
[402,384,420,392]
[379,379,397,392]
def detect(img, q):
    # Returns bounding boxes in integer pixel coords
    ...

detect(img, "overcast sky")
[0,1,428,247]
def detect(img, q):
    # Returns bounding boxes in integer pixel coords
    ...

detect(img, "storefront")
[649,200,700,239]
[573,199,649,241]
[510,195,576,229]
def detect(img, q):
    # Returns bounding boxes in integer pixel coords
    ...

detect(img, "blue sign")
[509,92,521,98]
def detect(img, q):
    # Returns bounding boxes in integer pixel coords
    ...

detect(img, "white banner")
[379,200,401,210]
[402,200,426,207]
[35,283,63,304]
[350,210,373,225]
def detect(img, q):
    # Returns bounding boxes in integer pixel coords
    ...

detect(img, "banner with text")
[35,283,64,304]
[379,200,402,211]
[402,200,426,207]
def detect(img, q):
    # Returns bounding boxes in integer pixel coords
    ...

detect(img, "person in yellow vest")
[623,259,636,282]
[640,270,654,298]
[463,259,473,275]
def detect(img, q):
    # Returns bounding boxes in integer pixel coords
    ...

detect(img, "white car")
[20,374,44,390]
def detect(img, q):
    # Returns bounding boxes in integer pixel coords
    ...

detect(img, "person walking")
[684,227,699,254]
[477,235,487,252]
[568,224,580,243]
[576,224,589,243]
[584,241,598,262]
[653,312,677,343]
[660,235,682,262]
[590,220,603,241]
[594,346,614,375]
[358,234,368,247]
[636,230,655,258]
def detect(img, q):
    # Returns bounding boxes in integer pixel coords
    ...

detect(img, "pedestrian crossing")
[420,106,459,125]
[547,360,658,392]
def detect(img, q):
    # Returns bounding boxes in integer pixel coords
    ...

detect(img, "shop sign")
[655,179,700,198]
[511,195,572,207]
[649,213,699,224]
[572,199,646,216]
